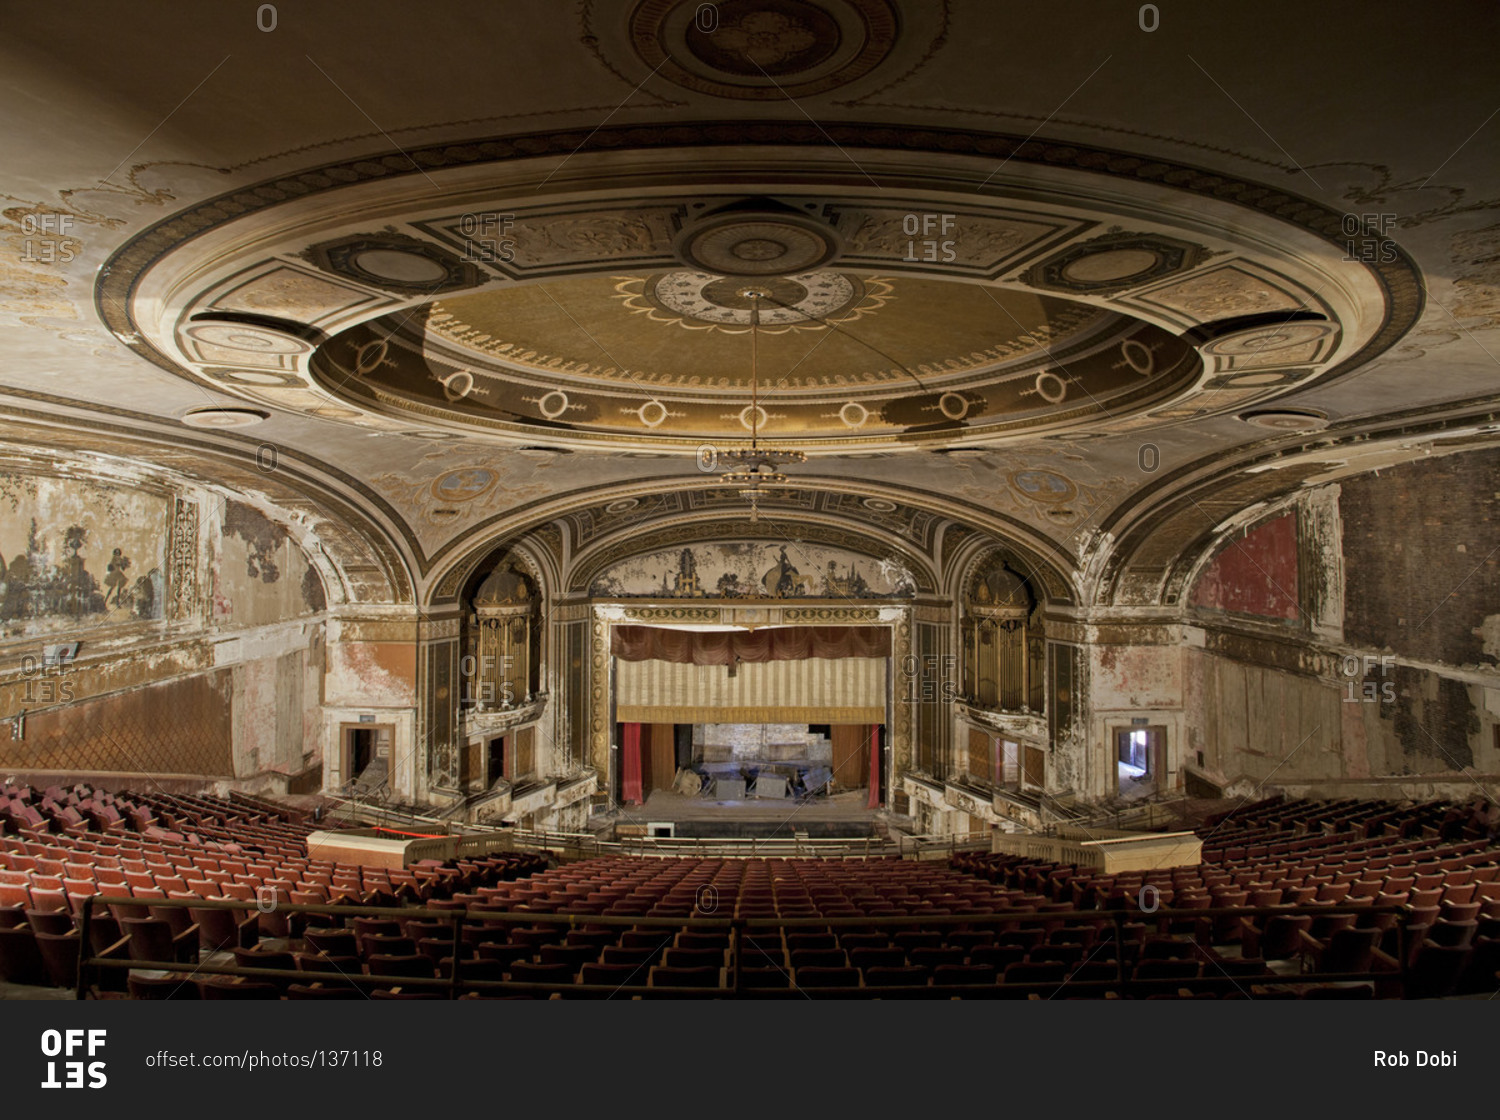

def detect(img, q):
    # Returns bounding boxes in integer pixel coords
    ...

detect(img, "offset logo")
[40,1029,107,1089]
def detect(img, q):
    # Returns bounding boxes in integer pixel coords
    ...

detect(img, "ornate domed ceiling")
[110,137,1399,460]
[2,0,1494,606]
[312,270,1197,448]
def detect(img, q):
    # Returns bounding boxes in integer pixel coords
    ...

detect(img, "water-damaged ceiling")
[2,0,1496,606]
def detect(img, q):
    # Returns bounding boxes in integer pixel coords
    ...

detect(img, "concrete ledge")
[991,829,1201,871]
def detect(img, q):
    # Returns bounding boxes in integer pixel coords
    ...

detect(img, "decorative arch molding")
[0,399,414,607]
[1092,400,1500,608]
[567,516,938,597]
[421,475,1081,607]
[434,536,559,613]
[942,532,1075,606]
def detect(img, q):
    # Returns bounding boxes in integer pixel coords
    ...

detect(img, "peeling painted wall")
[0,471,332,791]
[325,623,417,709]
[213,501,327,629]
[1188,511,1300,621]
[1342,448,1499,668]
[1091,643,1184,710]
[0,471,168,636]
[1189,649,1345,787]
[1186,644,1498,791]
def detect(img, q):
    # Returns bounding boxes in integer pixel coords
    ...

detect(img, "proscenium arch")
[420,475,1084,609]
[567,517,939,598]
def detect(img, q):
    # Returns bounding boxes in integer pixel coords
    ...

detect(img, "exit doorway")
[341,723,392,787]
[1115,725,1166,797]
[487,736,506,787]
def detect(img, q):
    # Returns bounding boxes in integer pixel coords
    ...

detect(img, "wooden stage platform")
[615,789,883,840]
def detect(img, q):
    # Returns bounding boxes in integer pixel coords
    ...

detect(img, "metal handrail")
[501,827,899,860]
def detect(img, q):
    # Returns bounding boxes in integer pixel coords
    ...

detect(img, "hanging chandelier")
[716,288,805,520]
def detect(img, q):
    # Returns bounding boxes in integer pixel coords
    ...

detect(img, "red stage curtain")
[611,625,890,665]
[830,725,869,789]
[867,725,881,810]
[621,723,643,805]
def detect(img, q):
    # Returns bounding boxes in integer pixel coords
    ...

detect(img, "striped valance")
[611,625,890,665]
[615,656,885,725]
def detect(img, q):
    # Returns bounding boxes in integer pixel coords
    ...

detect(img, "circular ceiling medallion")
[1239,409,1329,431]
[650,270,862,327]
[303,233,484,295]
[313,275,1199,450]
[185,322,310,354]
[352,248,451,284]
[1026,233,1208,294]
[1200,320,1337,357]
[1061,248,1161,284]
[180,407,270,429]
[1222,371,1291,387]
[630,0,897,100]
[537,390,570,419]
[861,497,897,512]
[1009,469,1078,504]
[738,404,770,431]
[938,392,970,420]
[605,498,641,513]
[675,214,842,276]
[430,468,500,502]
[1033,371,1069,404]
[398,429,464,441]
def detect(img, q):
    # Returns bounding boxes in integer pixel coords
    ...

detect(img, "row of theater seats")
[6,787,1500,997]
[1,780,545,913]
[0,851,547,998]
[951,796,1500,998]
[1,778,550,996]
[474,855,1009,918]
[2,783,155,839]
[56,875,1458,998]
[64,910,1388,999]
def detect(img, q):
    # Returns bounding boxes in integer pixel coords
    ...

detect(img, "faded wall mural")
[590,542,917,599]
[0,472,168,636]
[213,501,328,629]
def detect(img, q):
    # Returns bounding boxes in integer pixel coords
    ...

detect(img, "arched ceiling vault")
[420,475,1081,608]
[1096,399,1500,608]
[3,1,1496,609]
[0,392,415,606]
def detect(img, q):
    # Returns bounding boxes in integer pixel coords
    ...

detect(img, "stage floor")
[618,789,883,839]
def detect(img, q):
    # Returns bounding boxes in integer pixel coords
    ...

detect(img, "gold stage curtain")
[611,625,890,665]
[615,656,886,725]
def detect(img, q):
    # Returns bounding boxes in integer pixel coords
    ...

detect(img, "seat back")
[0,926,51,986]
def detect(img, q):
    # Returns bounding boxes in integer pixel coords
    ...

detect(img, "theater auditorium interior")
[0,1,1496,1004]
